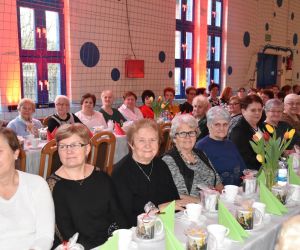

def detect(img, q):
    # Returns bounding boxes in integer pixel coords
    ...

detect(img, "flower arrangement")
[149,96,169,120]
[250,124,295,189]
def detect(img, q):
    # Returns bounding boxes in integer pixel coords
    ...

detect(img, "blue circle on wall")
[243,32,250,47]
[80,42,100,67]
[227,66,233,75]
[159,51,166,63]
[293,33,298,46]
[111,68,120,81]
[265,23,269,31]
[168,71,173,78]
[291,12,294,20]
[277,0,283,7]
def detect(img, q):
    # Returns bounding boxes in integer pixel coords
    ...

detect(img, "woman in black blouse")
[112,119,192,227]
[47,123,126,249]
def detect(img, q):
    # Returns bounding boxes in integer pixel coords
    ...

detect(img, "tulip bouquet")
[150,96,169,121]
[250,124,295,189]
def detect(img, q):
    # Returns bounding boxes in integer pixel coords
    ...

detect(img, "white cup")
[113,229,133,250]
[288,184,300,202]
[207,224,230,248]
[222,185,239,202]
[30,138,40,148]
[252,202,266,218]
[184,203,202,221]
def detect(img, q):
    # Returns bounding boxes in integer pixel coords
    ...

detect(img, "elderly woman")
[265,99,299,149]
[112,119,181,226]
[47,95,81,140]
[7,98,42,137]
[100,90,126,124]
[75,93,107,129]
[228,96,242,135]
[196,107,246,186]
[164,87,180,117]
[0,128,54,249]
[47,123,127,249]
[139,89,155,119]
[192,95,210,140]
[229,95,264,170]
[162,114,223,196]
[118,91,143,121]
[281,94,300,133]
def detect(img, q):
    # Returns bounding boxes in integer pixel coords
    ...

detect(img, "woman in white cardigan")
[0,128,55,250]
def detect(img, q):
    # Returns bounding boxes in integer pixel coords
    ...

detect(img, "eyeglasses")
[58,143,88,151]
[228,103,240,106]
[175,131,197,138]
[56,103,69,107]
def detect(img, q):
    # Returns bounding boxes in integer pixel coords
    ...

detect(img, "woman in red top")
[139,90,155,119]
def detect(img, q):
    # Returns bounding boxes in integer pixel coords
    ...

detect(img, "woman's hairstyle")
[237,87,246,92]
[206,106,231,126]
[123,91,137,100]
[55,95,70,105]
[276,215,300,250]
[55,123,91,145]
[220,86,232,101]
[229,96,241,104]
[281,85,292,94]
[101,90,113,99]
[208,83,219,92]
[170,114,199,139]
[240,94,263,110]
[261,89,274,99]
[126,118,161,145]
[163,87,175,96]
[80,93,96,106]
[196,87,207,95]
[18,98,36,112]
[265,99,283,112]
[141,90,155,104]
[192,95,210,108]
[0,127,20,152]
[185,86,197,94]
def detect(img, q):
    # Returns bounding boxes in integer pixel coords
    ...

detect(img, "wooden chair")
[88,131,116,175]
[158,122,172,156]
[42,115,51,127]
[39,139,61,178]
[16,148,27,172]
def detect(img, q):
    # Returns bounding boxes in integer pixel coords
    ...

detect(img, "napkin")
[218,201,249,242]
[257,169,266,185]
[288,157,300,185]
[259,181,288,215]
[114,122,126,135]
[99,232,118,250]
[159,201,184,250]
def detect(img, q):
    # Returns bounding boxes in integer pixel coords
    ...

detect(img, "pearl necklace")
[133,160,154,182]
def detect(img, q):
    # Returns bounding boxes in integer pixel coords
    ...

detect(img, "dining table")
[95,195,300,250]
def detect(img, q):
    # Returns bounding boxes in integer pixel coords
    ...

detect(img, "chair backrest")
[158,122,172,156]
[39,139,61,178]
[88,131,116,175]
[16,148,27,172]
[42,115,51,127]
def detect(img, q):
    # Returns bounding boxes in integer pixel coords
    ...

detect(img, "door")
[257,53,278,88]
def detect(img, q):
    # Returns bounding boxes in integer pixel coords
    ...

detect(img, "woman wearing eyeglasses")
[162,114,223,197]
[47,123,127,249]
[196,107,246,186]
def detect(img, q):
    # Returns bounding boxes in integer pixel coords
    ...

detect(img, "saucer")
[132,227,164,243]
[216,237,232,250]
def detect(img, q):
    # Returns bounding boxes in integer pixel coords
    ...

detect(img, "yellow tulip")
[149,96,154,102]
[256,154,263,163]
[161,103,166,109]
[288,129,296,139]
[265,124,274,134]
[158,96,162,102]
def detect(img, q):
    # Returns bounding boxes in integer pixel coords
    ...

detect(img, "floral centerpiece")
[250,124,295,189]
[149,96,169,121]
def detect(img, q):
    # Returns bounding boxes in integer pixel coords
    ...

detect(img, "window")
[17,0,66,106]
[206,0,222,87]
[175,0,194,98]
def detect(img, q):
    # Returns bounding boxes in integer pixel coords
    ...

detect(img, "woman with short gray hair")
[162,114,223,197]
[192,95,210,140]
[196,107,246,185]
[265,99,298,149]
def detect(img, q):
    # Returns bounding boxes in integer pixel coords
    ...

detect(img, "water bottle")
[277,157,288,186]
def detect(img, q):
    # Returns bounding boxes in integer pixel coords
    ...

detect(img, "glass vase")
[264,168,276,190]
